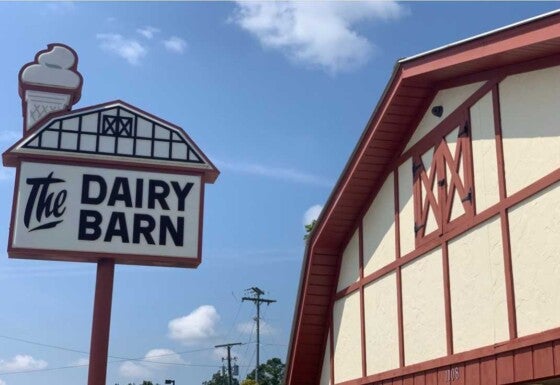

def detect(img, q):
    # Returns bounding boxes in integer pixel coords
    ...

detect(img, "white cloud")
[215,159,333,188]
[119,348,184,379]
[303,204,323,226]
[137,26,160,39]
[236,319,275,336]
[231,1,405,73]
[0,355,47,372]
[119,361,152,379]
[168,305,220,345]
[163,36,187,54]
[97,33,147,65]
[143,348,184,368]
[72,357,89,366]
[0,378,6,385]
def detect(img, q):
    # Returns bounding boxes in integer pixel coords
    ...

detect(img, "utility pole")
[215,342,242,385]
[242,287,276,385]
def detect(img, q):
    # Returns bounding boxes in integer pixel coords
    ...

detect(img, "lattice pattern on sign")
[30,103,59,122]
[22,105,205,164]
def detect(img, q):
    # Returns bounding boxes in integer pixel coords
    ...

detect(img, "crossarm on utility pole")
[215,342,243,385]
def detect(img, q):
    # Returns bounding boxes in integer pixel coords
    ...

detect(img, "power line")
[0,334,231,376]
[242,287,276,385]
[225,298,245,340]
[0,334,215,360]
[0,334,90,356]
[215,342,242,385]
[242,345,257,379]
[0,353,259,377]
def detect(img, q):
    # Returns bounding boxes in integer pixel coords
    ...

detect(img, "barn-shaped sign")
[3,45,218,268]
[3,43,220,385]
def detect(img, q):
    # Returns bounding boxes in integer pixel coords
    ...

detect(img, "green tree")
[240,379,257,385]
[202,370,240,385]
[304,219,317,241]
[246,358,285,385]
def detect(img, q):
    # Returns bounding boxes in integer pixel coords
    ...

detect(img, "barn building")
[286,11,560,385]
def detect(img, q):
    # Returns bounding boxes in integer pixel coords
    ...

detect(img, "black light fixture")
[165,380,175,385]
[431,105,444,117]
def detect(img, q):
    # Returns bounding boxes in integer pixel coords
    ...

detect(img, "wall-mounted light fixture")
[431,105,444,117]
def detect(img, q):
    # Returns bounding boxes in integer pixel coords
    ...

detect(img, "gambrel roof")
[3,100,219,183]
[285,10,560,385]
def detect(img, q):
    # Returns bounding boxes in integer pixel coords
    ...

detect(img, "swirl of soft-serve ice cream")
[18,44,83,131]
[20,45,81,90]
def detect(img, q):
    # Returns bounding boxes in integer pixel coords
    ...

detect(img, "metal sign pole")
[87,259,115,385]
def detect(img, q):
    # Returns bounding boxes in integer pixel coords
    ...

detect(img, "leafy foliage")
[246,358,285,385]
[303,219,317,240]
[203,358,285,385]
[202,370,240,385]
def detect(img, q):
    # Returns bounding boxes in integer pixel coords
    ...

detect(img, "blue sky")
[0,2,558,385]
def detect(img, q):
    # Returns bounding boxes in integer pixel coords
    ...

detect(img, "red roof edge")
[285,10,560,385]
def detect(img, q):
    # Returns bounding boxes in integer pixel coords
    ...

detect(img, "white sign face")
[12,161,201,261]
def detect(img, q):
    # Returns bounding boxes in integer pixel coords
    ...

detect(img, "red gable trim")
[286,11,560,385]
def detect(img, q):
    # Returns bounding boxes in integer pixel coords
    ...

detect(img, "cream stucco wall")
[470,92,500,213]
[319,332,331,385]
[337,230,360,291]
[402,247,446,365]
[500,65,560,195]
[364,272,399,375]
[404,82,484,152]
[448,217,509,353]
[333,292,362,383]
[399,159,415,256]
[363,173,396,276]
[510,182,560,337]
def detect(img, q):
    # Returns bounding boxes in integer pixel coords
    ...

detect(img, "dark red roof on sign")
[3,100,219,183]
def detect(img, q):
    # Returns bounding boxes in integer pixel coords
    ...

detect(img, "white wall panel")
[399,159,415,256]
[448,217,508,353]
[364,272,399,375]
[319,332,331,385]
[510,182,560,337]
[500,65,560,194]
[402,247,446,365]
[470,92,500,212]
[363,173,395,276]
[333,292,362,383]
[337,230,360,291]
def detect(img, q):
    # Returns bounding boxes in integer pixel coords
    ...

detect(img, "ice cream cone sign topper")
[4,44,219,267]
[3,43,218,385]
[19,44,83,133]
